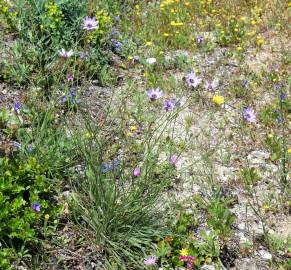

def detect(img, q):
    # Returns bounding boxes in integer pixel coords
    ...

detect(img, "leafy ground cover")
[0,0,290,269]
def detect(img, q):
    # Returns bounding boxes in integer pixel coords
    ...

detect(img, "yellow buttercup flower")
[212,95,225,105]
[180,248,188,256]
[45,214,50,220]
[288,148,291,154]
[146,41,153,46]
[129,125,137,132]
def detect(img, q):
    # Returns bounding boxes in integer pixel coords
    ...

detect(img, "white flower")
[59,49,74,58]
[146,57,157,64]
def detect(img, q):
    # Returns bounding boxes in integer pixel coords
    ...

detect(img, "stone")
[259,250,272,260]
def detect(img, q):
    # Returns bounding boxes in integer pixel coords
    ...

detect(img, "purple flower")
[243,107,256,123]
[82,17,99,31]
[59,48,73,58]
[147,88,163,101]
[169,154,179,166]
[164,99,176,111]
[280,93,286,100]
[197,35,204,43]
[205,79,219,91]
[133,167,141,177]
[133,55,140,63]
[14,102,22,113]
[59,90,80,105]
[66,73,74,82]
[186,262,193,269]
[144,255,157,266]
[32,202,41,212]
[186,71,201,89]
[179,255,195,262]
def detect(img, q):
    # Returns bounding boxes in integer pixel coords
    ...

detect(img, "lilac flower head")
[205,79,219,91]
[164,99,176,111]
[133,167,141,177]
[133,55,140,63]
[82,17,99,31]
[66,73,74,82]
[59,48,73,58]
[144,255,157,266]
[14,102,22,113]
[197,35,204,43]
[186,71,201,89]
[186,262,193,269]
[32,202,41,212]
[147,88,163,101]
[243,107,256,123]
[169,154,179,166]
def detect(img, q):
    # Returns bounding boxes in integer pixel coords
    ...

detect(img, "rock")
[259,250,272,260]
[247,151,270,167]
[201,265,215,270]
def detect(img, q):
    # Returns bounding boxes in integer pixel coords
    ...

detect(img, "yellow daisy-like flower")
[267,134,273,139]
[180,248,188,256]
[288,148,291,154]
[129,125,137,132]
[45,214,50,220]
[146,41,153,46]
[212,95,225,105]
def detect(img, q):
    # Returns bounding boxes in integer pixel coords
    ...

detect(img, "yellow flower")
[164,33,169,37]
[126,132,133,137]
[146,41,153,46]
[180,248,188,256]
[127,55,133,60]
[288,149,291,154]
[85,132,94,139]
[236,46,243,51]
[251,20,256,25]
[212,95,225,105]
[256,36,263,46]
[129,125,137,132]
[267,133,273,139]
[45,214,50,220]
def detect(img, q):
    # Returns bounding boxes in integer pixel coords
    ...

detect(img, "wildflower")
[205,79,219,91]
[287,149,291,154]
[146,57,157,64]
[13,142,21,149]
[101,163,107,173]
[169,154,178,166]
[212,95,224,105]
[147,88,163,101]
[164,99,176,111]
[186,262,193,269]
[133,167,141,177]
[241,79,249,88]
[179,255,195,262]
[14,102,21,113]
[186,71,201,89]
[197,35,204,43]
[32,202,41,212]
[59,90,80,105]
[256,36,263,46]
[66,73,74,82]
[180,248,188,256]
[133,55,140,63]
[45,214,50,220]
[82,16,99,30]
[59,48,73,58]
[280,93,286,100]
[109,159,121,171]
[146,41,152,46]
[144,256,157,266]
[243,107,256,123]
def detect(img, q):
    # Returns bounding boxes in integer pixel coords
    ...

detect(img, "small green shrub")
[0,156,60,265]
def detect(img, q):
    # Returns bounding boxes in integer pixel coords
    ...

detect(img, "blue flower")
[241,80,248,88]
[32,202,41,212]
[14,102,22,113]
[280,93,286,100]
[101,163,107,173]
[109,159,121,171]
